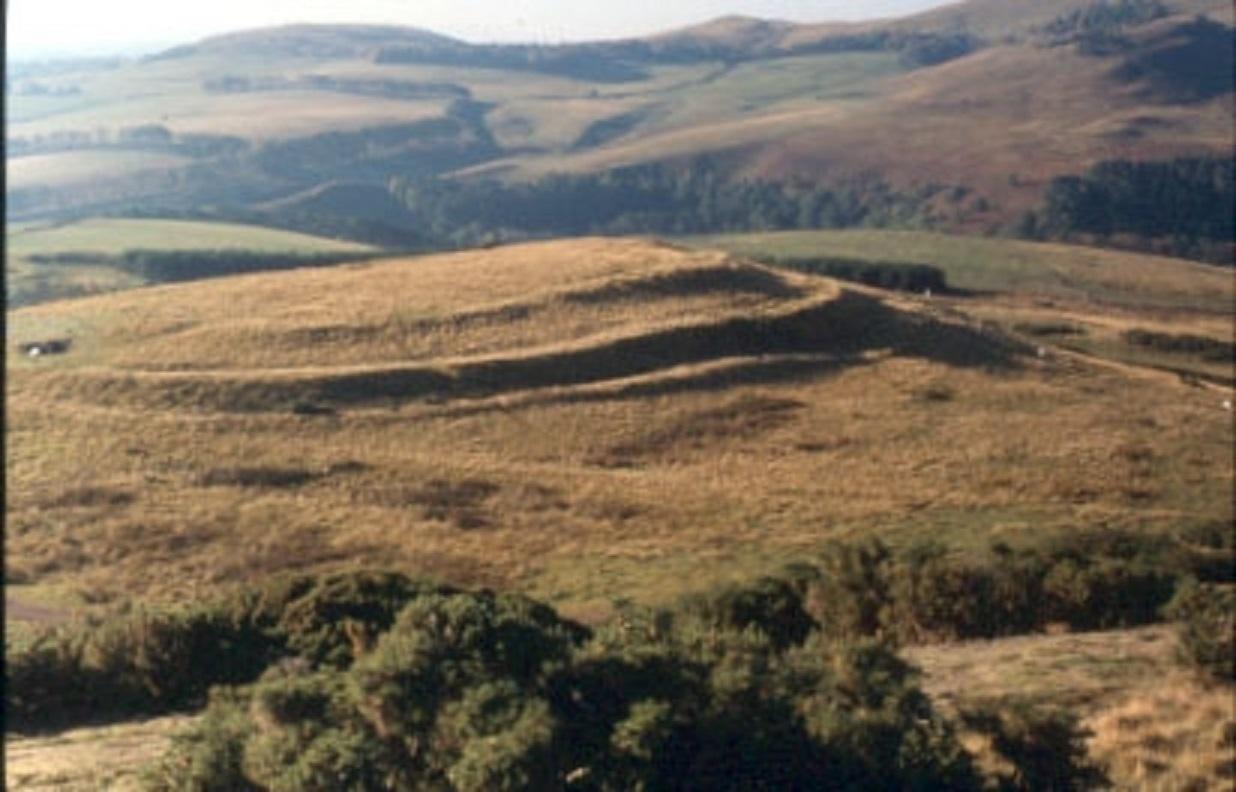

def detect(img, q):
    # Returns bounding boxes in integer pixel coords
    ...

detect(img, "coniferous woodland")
[1040,157,1234,246]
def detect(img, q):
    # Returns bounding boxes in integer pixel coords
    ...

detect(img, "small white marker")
[1223,399,1233,412]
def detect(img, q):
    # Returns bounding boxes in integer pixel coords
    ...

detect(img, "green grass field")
[683,230,1236,314]
[6,218,376,307]
[8,218,376,257]
[7,151,192,191]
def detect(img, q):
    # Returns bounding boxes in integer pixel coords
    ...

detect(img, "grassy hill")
[6,235,1232,786]
[6,0,1232,239]
[7,237,1231,622]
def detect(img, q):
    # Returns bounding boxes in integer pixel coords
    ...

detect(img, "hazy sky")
[8,0,956,58]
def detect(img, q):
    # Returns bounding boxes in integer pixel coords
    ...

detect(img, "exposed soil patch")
[7,598,69,625]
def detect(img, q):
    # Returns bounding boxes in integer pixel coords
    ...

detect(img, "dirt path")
[1053,344,1234,397]
[7,598,70,625]
[6,715,194,791]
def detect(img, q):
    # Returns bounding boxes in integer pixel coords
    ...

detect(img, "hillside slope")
[7,238,1231,620]
[6,0,1232,233]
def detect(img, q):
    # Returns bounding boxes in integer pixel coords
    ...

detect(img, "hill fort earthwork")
[5,1,1235,788]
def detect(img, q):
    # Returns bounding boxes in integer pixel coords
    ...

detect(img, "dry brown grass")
[908,625,1180,716]
[910,624,1236,791]
[1087,678,1236,791]
[4,715,193,791]
[5,238,1232,623]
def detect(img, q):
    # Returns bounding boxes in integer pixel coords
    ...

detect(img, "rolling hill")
[8,237,1231,623]
[5,0,1232,251]
[5,236,1231,787]
[4,3,1233,783]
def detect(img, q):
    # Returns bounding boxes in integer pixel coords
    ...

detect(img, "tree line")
[27,249,378,284]
[1029,156,1234,264]
[390,164,937,247]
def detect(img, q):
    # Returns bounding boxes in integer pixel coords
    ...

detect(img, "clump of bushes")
[8,529,1202,737]
[28,249,368,284]
[224,570,459,669]
[1123,328,1235,363]
[5,571,452,733]
[7,554,1158,789]
[766,256,950,293]
[1165,581,1235,683]
[960,703,1109,791]
[143,588,981,791]
[671,572,817,650]
[7,524,1211,787]
[802,533,1190,645]
[5,605,274,734]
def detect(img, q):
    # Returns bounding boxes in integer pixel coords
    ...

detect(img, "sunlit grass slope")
[6,238,1232,625]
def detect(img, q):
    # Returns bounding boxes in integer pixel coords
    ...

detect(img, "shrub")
[227,570,457,669]
[1042,558,1177,630]
[673,572,818,650]
[960,703,1109,791]
[1165,581,1236,683]
[149,589,984,790]
[799,638,980,790]
[798,534,1183,645]
[5,570,446,733]
[806,540,895,641]
[888,544,1000,642]
[141,688,258,791]
[5,606,275,734]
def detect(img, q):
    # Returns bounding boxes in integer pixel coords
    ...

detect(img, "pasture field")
[10,0,1232,225]
[6,237,1232,625]
[6,151,192,191]
[6,2,1234,783]
[685,229,1236,314]
[8,217,377,257]
[6,218,375,307]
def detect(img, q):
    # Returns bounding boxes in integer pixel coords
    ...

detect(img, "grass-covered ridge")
[7,238,1231,624]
